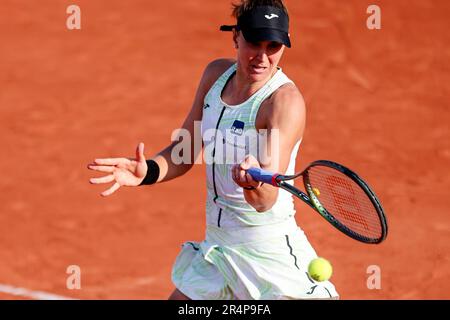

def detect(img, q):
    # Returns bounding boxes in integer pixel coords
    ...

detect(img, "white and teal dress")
[172,63,339,300]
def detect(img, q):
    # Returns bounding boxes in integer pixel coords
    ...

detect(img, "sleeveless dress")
[171,63,339,300]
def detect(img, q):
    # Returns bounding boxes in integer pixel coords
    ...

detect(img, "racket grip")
[247,168,279,186]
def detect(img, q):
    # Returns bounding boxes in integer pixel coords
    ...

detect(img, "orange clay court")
[0,0,449,299]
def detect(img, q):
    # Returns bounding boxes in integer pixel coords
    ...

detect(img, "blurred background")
[0,0,448,299]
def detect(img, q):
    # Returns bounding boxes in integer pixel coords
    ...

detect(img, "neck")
[233,64,277,100]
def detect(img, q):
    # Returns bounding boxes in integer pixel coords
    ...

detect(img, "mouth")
[250,65,268,74]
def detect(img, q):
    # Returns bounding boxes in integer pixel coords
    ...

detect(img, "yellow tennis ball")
[308,257,333,282]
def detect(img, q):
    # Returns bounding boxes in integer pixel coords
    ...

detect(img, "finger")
[234,166,242,183]
[136,142,145,162]
[241,155,256,170]
[94,158,127,166]
[239,156,248,169]
[90,175,115,184]
[87,165,115,173]
[239,168,246,183]
[101,182,120,197]
[231,165,237,181]
[240,162,250,170]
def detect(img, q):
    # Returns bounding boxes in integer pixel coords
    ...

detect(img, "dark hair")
[232,0,288,20]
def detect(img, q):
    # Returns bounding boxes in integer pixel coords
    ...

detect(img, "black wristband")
[139,160,160,186]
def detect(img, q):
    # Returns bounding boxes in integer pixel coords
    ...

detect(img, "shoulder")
[200,58,236,89]
[264,83,306,126]
[205,58,236,73]
[189,59,236,115]
[271,83,305,108]
[188,59,235,118]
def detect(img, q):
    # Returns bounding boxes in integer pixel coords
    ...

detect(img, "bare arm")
[150,78,205,183]
[151,59,235,182]
[232,84,306,212]
[88,59,235,196]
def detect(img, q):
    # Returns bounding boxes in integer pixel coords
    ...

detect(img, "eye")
[269,42,282,49]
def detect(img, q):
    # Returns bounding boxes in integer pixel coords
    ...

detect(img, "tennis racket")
[247,160,388,244]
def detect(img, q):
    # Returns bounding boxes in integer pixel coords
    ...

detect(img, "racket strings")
[307,166,383,240]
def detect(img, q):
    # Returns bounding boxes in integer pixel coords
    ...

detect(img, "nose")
[255,47,268,62]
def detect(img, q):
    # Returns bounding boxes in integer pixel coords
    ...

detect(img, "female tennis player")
[88,0,339,300]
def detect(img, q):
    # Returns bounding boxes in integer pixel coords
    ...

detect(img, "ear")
[233,30,239,49]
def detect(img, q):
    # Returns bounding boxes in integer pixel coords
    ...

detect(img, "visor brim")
[241,28,291,48]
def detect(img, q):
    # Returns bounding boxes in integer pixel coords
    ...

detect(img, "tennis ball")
[308,257,333,282]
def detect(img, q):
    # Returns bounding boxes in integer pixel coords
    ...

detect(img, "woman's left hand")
[232,155,263,190]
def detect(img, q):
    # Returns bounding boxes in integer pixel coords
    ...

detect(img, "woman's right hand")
[87,142,148,197]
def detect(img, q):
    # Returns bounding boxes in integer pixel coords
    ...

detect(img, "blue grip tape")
[247,167,278,186]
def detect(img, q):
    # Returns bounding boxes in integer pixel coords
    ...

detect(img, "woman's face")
[234,31,285,82]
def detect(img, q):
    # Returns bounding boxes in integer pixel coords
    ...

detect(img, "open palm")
[88,142,148,197]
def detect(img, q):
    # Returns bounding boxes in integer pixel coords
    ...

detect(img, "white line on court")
[0,283,76,300]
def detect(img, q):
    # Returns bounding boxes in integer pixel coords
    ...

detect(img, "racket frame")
[275,160,388,244]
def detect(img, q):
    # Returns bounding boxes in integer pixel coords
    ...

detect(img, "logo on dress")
[306,285,318,295]
[203,104,210,109]
[230,120,245,136]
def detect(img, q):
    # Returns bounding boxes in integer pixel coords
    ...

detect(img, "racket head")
[303,160,388,244]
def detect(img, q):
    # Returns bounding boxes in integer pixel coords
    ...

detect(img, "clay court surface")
[0,0,449,299]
